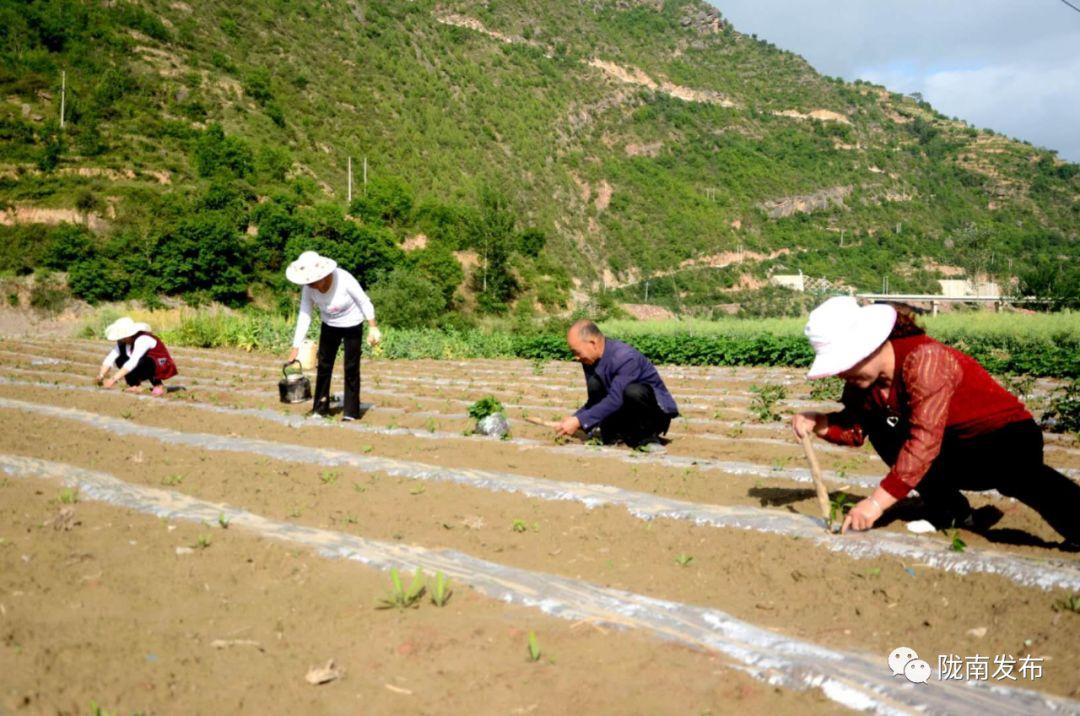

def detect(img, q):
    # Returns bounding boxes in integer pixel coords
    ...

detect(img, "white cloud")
[711,0,1080,161]
[921,58,1080,158]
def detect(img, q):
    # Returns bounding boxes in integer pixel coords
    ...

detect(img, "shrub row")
[86,310,1076,378]
[513,331,1079,377]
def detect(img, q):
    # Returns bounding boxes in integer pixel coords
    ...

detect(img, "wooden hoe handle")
[800,432,832,529]
[524,416,561,429]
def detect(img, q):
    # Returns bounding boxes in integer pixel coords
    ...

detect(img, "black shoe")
[967,505,1004,533]
[925,507,974,532]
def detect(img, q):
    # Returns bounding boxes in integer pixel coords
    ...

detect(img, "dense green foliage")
[79,308,1080,377]
[1,0,1077,318]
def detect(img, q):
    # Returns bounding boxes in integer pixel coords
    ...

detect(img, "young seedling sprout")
[431,571,452,607]
[89,702,115,716]
[1052,594,1080,614]
[58,487,79,504]
[377,568,426,610]
[527,631,541,662]
[218,513,230,529]
[948,528,967,553]
[675,554,694,567]
[827,493,856,532]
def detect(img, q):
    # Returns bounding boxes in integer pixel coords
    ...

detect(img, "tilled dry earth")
[0,336,1077,714]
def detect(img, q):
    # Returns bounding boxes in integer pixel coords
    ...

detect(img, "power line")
[1059,0,1080,14]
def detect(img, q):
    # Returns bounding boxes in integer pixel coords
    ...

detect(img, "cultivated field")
[1,336,1078,714]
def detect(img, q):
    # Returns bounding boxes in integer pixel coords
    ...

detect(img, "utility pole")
[644,280,650,302]
[362,156,368,195]
[840,229,845,247]
[59,70,65,129]
[347,156,352,204]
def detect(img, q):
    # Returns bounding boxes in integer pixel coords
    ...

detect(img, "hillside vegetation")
[1,0,1078,321]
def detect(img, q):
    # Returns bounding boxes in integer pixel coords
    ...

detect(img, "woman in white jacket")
[286,251,381,420]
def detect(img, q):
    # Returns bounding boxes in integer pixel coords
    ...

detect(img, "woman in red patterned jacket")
[792,297,1078,545]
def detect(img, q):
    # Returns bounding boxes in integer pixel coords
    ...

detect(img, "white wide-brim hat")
[804,297,897,379]
[105,316,151,341]
[285,251,337,285]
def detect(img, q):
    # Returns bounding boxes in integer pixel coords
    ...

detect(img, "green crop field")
[79,306,1080,378]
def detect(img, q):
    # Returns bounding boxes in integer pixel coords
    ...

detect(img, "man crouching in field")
[555,320,679,452]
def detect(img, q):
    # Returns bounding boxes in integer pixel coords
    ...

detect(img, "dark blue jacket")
[574,338,679,431]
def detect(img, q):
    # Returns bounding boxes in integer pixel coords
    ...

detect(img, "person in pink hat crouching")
[96,316,178,397]
[285,251,382,421]
[791,297,1078,547]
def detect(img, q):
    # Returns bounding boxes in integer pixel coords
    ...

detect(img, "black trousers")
[878,419,1079,542]
[585,375,672,447]
[115,356,161,387]
[314,322,362,419]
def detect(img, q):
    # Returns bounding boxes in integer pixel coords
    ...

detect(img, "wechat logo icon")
[888,647,932,684]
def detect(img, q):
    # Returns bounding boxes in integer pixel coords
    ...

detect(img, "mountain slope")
[1,0,1077,316]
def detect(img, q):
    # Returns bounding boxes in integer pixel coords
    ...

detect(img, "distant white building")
[937,279,1000,298]
[770,272,805,292]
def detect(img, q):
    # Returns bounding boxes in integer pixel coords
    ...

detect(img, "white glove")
[366,326,382,346]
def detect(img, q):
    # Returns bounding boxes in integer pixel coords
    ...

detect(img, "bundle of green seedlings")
[467,396,504,421]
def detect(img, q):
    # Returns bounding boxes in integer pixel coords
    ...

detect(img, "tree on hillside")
[471,186,519,313]
[349,175,413,227]
[194,124,253,179]
[156,214,252,305]
[283,203,403,287]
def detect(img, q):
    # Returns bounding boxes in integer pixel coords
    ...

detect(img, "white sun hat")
[105,316,151,342]
[285,251,337,285]
[804,297,897,379]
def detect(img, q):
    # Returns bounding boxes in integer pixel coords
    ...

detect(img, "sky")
[710,0,1080,162]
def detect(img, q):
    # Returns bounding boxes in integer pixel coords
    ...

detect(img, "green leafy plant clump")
[749,383,787,423]
[468,396,504,421]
